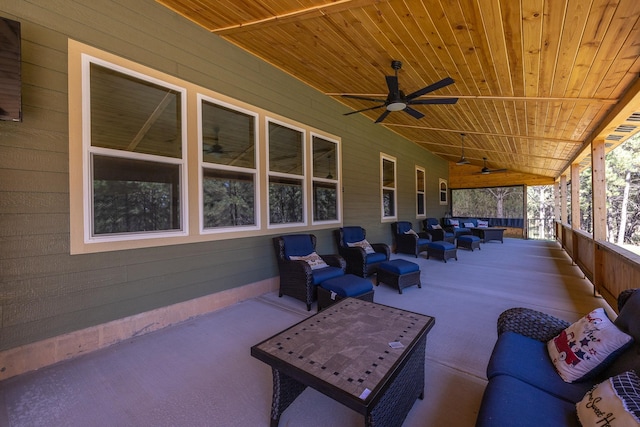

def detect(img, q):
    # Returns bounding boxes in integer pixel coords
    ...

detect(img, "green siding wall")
[0,0,449,351]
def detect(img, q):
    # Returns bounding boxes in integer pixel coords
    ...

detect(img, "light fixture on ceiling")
[456,133,470,165]
[481,157,491,174]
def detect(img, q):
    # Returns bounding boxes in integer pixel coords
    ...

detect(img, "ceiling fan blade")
[342,94,387,103]
[343,104,386,116]
[408,97,458,105]
[403,106,425,120]
[374,110,392,123]
[405,76,455,100]
[385,75,399,96]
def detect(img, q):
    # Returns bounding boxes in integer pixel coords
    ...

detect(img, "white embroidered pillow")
[404,229,418,236]
[547,307,634,383]
[477,220,489,228]
[577,370,640,426]
[289,251,329,270]
[463,222,475,228]
[449,219,460,227]
[347,239,375,254]
[431,224,442,230]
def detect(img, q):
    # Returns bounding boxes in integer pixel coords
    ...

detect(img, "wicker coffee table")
[251,298,435,427]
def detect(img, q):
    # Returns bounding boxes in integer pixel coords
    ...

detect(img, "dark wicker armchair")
[497,288,640,342]
[390,221,432,258]
[334,226,390,277]
[422,218,455,243]
[273,234,346,311]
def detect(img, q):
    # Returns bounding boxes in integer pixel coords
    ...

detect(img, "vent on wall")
[627,112,640,122]
[614,125,637,133]
[606,134,624,141]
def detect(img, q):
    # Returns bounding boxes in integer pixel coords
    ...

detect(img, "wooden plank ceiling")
[156,0,640,181]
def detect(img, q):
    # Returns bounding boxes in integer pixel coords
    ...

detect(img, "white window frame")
[81,54,189,244]
[310,133,341,225]
[381,153,397,221]
[416,166,426,218]
[198,94,260,234]
[266,117,307,229]
[439,178,448,205]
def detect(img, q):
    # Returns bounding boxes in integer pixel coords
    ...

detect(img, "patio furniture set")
[476,288,640,426]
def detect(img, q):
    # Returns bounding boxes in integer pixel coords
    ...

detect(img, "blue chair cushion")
[379,259,419,275]
[282,235,314,258]
[342,226,365,244]
[417,238,431,246]
[320,274,373,297]
[396,221,412,234]
[427,241,456,250]
[458,235,480,243]
[366,252,387,264]
[487,332,595,403]
[476,374,580,427]
[311,266,345,285]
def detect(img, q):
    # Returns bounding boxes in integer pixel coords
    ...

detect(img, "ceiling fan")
[477,157,508,175]
[456,133,470,165]
[342,60,458,123]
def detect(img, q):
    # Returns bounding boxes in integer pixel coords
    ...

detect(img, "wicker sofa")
[475,289,640,426]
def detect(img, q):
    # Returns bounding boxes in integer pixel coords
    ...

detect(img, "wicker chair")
[497,288,639,342]
[273,234,346,311]
[422,218,455,243]
[390,221,432,258]
[334,227,390,277]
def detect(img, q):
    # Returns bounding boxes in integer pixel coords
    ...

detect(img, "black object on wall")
[0,16,22,122]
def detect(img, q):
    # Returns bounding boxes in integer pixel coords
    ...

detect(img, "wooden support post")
[571,164,581,265]
[592,139,606,296]
[560,175,568,225]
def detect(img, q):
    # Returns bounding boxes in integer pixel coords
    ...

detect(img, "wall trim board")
[0,278,278,381]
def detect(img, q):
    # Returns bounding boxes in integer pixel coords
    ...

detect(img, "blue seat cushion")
[476,374,580,427]
[311,266,344,285]
[342,226,365,244]
[427,241,456,250]
[487,332,595,403]
[379,259,419,275]
[458,235,480,242]
[282,235,314,258]
[366,252,387,263]
[320,274,373,297]
[417,238,431,246]
[396,221,413,234]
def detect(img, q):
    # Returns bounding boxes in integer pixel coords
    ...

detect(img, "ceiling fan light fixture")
[386,101,406,111]
[456,133,469,165]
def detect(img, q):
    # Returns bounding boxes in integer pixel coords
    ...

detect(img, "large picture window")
[381,154,397,220]
[451,186,524,227]
[86,59,187,239]
[268,120,305,226]
[69,41,342,253]
[199,96,258,232]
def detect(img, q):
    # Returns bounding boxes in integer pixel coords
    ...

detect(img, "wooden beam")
[388,125,584,145]
[126,92,174,152]
[211,0,390,35]
[592,140,607,241]
[330,93,618,104]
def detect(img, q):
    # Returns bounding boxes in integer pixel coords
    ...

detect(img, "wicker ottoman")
[457,235,481,251]
[317,274,374,311]
[376,259,421,294]
[426,241,458,263]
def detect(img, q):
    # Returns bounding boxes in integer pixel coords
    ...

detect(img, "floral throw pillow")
[289,251,329,270]
[449,219,460,228]
[547,307,634,383]
[577,370,640,426]
[477,220,489,228]
[347,239,375,254]
[463,222,475,228]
